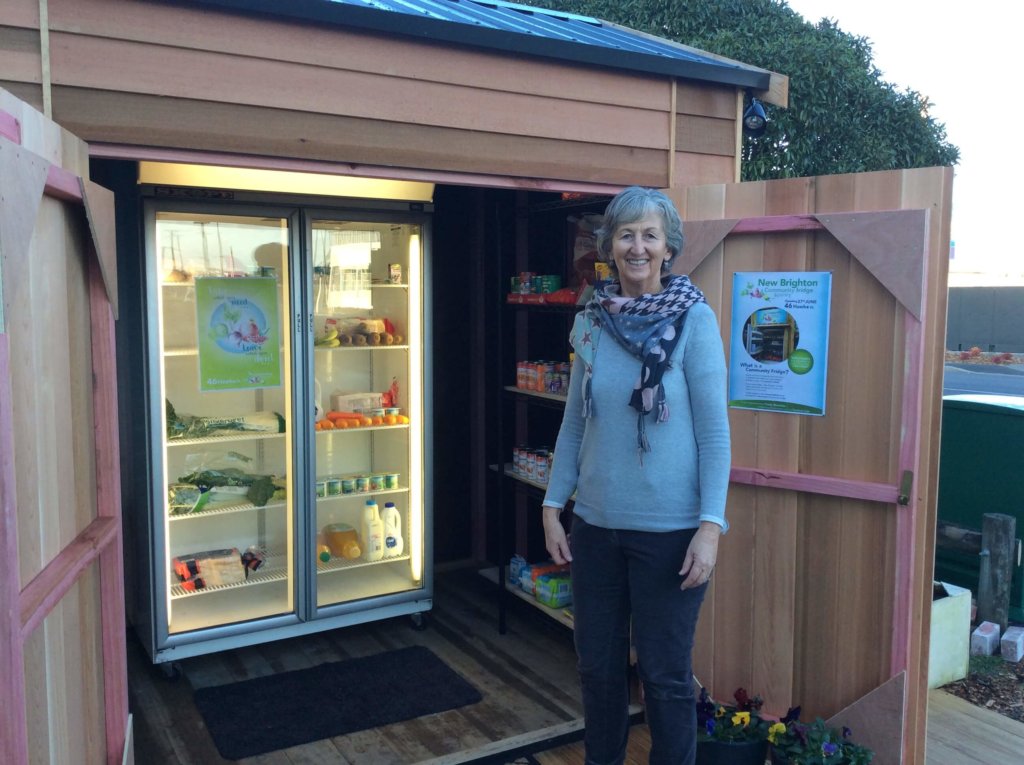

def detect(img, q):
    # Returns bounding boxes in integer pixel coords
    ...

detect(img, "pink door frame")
[0,111,128,764]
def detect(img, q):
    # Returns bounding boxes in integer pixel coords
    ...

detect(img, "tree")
[523,0,959,181]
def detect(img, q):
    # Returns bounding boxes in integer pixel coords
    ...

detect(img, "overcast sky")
[782,0,1022,284]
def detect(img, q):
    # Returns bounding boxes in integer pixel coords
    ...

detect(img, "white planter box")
[928,582,971,689]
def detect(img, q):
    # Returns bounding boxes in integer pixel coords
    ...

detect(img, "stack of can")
[516,360,570,395]
[512,445,553,484]
[510,273,563,294]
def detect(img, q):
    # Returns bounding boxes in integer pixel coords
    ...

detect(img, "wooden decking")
[126,565,1024,764]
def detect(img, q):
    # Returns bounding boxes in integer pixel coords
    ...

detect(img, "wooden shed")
[0,1,951,764]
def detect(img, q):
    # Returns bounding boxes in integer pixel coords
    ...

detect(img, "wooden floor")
[127,564,1024,764]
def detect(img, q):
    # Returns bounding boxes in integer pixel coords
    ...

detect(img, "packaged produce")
[172,548,246,591]
[168,483,210,515]
[166,399,285,440]
[518,561,571,595]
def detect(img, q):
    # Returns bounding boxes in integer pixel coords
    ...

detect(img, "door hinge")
[897,470,914,506]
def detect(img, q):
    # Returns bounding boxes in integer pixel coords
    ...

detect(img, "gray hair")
[595,186,685,273]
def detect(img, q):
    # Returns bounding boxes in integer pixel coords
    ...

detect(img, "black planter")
[695,738,768,765]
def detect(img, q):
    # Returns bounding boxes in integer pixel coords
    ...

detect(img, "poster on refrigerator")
[195,277,282,391]
[728,272,832,415]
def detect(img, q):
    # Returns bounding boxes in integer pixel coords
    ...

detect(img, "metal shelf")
[169,499,286,522]
[503,386,567,405]
[167,431,286,447]
[316,553,411,575]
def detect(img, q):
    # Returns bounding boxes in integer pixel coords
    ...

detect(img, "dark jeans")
[570,514,707,765]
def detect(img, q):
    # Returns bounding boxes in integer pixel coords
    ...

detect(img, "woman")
[541,186,730,765]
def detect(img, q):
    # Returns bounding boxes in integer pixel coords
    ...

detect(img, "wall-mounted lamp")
[742,97,767,137]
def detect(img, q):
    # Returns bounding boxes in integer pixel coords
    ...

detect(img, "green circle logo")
[788,349,813,374]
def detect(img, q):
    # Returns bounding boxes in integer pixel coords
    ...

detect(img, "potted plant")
[768,708,874,765]
[695,687,770,765]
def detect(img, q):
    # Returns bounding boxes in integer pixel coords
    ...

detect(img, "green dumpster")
[935,394,1024,621]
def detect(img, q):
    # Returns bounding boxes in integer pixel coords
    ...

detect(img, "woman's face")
[610,214,672,297]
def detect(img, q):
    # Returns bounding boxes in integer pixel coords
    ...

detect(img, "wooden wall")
[0,0,741,188]
[672,167,953,765]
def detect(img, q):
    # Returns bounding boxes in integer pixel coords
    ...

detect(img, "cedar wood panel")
[1,87,111,765]
[671,167,953,765]
[0,0,739,187]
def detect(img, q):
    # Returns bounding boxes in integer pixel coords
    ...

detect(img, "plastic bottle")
[381,502,404,558]
[361,499,384,561]
[315,532,331,563]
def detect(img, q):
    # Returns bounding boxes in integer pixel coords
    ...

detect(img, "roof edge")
[177,0,775,91]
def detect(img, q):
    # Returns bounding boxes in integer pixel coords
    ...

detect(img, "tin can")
[384,473,400,489]
[341,478,356,494]
[535,450,549,483]
[315,481,327,498]
[355,475,369,493]
[326,478,342,496]
[534,362,548,392]
[525,451,536,479]
[517,448,528,476]
[369,474,385,491]
[512,446,521,473]
[389,263,402,284]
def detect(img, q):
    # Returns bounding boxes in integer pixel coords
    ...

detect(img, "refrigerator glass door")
[311,219,424,608]
[155,211,295,635]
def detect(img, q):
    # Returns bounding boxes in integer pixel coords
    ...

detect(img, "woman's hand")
[679,521,721,589]
[542,505,572,565]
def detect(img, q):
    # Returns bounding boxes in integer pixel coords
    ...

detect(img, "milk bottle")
[361,499,384,561]
[382,502,404,558]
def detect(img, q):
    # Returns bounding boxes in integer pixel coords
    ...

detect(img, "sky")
[782,0,1023,285]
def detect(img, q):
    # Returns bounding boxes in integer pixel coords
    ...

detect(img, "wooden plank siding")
[1,0,741,187]
[669,167,953,765]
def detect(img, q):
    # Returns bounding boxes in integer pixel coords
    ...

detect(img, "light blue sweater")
[542,301,731,532]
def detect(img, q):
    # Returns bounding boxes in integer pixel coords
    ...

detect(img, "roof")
[943,394,1024,414]
[187,0,773,90]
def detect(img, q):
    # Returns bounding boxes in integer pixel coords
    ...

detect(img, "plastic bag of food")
[172,548,245,591]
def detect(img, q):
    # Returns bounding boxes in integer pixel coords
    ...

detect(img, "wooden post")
[978,513,1017,633]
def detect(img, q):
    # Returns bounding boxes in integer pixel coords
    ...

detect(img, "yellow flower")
[768,722,787,744]
[732,711,751,727]
[715,706,727,718]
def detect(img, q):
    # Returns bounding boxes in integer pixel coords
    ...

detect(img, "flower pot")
[696,738,768,765]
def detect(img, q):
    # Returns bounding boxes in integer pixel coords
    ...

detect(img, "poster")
[195,277,282,392]
[728,271,832,415]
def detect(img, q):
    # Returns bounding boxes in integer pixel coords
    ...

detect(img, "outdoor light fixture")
[742,97,767,137]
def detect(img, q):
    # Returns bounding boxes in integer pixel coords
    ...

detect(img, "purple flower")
[782,706,801,724]
[823,742,839,757]
[842,726,852,739]
[706,719,716,736]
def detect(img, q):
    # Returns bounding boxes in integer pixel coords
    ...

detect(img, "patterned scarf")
[571,274,705,455]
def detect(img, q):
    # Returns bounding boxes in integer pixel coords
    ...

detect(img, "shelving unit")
[479,566,574,630]
[491,190,608,634]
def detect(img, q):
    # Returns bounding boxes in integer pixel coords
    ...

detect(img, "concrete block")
[1001,626,1024,662]
[971,621,1000,655]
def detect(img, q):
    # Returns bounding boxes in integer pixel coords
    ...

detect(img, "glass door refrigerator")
[138,199,431,665]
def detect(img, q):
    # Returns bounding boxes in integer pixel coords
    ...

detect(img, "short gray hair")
[595,186,684,273]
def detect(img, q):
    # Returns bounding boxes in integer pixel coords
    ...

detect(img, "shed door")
[668,166,952,765]
[0,89,128,765]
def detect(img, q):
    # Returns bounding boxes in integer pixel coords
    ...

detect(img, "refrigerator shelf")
[316,553,411,574]
[170,552,288,599]
[316,486,408,502]
[168,499,287,522]
[314,344,410,353]
[316,424,410,435]
[167,432,286,447]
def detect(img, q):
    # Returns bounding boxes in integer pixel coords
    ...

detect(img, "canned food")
[326,478,342,496]
[355,475,369,493]
[341,478,356,494]
[384,473,400,489]
[315,481,327,498]
[535,451,549,483]
[369,474,385,491]
[389,263,402,284]
[517,448,528,475]
[512,446,521,473]
[525,451,536,479]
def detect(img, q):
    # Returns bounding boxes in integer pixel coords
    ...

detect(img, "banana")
[321,328,339,341]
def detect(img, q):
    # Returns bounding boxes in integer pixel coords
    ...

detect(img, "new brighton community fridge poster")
[195,277,282,392]
[728,272,832,415]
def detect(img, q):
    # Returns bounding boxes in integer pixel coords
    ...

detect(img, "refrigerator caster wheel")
[409,612,429,631]
[159,661,182,681]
